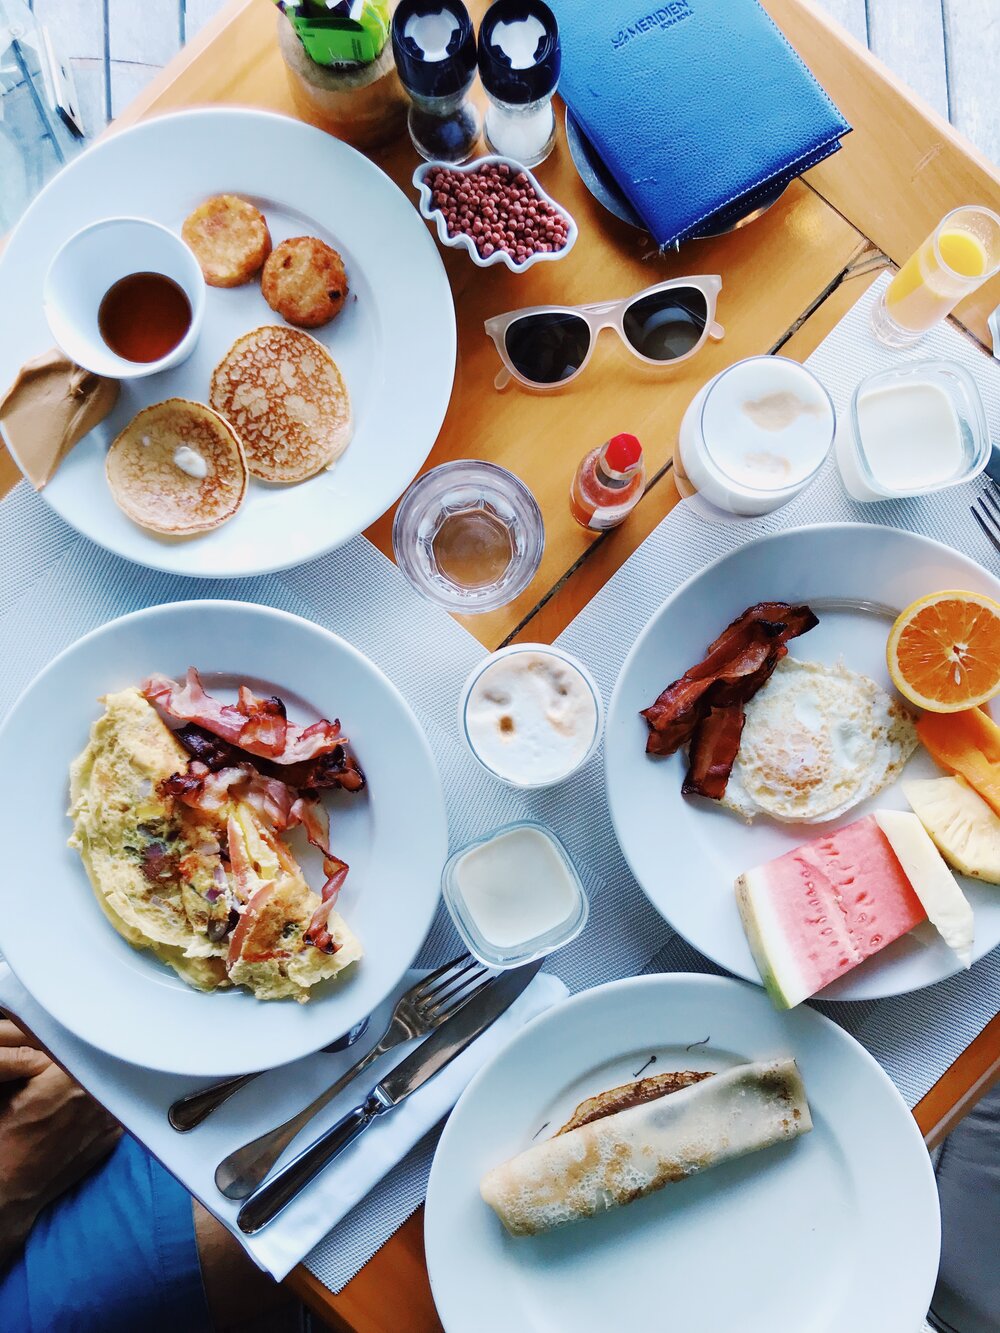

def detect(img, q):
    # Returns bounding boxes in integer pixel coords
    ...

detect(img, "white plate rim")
[425,971,941,1333]
[0,598,448,1075]
[0,106,456,579]
[605,521,1000,1000]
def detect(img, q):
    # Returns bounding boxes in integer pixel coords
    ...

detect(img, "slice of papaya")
[917,708,1000,819]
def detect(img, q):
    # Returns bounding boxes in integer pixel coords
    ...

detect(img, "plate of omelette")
[0,601,447,1076]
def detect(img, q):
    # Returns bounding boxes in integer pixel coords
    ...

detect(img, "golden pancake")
[106,399,248,535]
[209,325,352,483]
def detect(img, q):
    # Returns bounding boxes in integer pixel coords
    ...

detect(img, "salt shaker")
[478,0,560,168]
[391,0,482,163]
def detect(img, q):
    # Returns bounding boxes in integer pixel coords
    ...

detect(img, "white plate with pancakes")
[0,108,455,578]
[606,524,1000,1001]
[425,973,940,1333]
[0,600,448,1076]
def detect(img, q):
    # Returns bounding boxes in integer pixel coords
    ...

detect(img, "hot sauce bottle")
[569,432,644,530]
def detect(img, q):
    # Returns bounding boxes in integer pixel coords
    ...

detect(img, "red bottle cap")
[604,433,642,472]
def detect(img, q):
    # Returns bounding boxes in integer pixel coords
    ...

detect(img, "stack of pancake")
[106,324,352,537]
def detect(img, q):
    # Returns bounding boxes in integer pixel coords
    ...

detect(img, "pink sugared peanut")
[428,163,569,263]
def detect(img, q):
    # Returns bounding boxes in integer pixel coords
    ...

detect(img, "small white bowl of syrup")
[43,216,205,379]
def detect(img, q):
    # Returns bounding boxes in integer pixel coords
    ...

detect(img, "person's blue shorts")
[0,1132,212,1332]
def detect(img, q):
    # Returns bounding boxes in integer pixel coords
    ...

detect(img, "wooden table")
[3,1,1000,1327]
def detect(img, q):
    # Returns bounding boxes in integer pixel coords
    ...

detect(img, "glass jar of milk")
[674,356,835,516]
[442,820,589,967]
[838,360,990,502]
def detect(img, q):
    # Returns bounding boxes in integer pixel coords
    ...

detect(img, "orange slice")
[887,590,1000,712]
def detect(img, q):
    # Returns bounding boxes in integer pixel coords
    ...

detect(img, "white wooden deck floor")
[21,0,1000,166]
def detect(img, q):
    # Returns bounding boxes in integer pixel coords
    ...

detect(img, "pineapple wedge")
[902,777,1000,885]
[875,810,974,967]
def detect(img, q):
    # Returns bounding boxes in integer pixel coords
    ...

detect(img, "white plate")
[0,600,448,1076]
[606,524,1000,1001]
[426,973,940,1333]
[0,108,455,578]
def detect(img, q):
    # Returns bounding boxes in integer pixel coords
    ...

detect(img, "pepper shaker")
[391,0,482,163]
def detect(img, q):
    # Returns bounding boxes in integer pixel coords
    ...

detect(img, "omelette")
[720,657,918,824]
[68,687,362,1001]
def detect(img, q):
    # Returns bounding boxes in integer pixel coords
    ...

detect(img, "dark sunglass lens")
[504,313,591,385]
[622,287,708,361]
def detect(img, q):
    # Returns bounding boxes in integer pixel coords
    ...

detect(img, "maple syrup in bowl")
[98,272,192,364]
[44,217,205,378]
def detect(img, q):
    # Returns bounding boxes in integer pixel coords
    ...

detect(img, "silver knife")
[236,957,544,1234]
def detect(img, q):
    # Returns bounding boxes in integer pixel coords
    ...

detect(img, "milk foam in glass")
[460,644,602,788]
[674,355,835,516]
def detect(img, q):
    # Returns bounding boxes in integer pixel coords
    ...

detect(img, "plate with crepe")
[0,108,455,578]
[425,973,939,1333]
[605,524,1000,1004]
[0,600,447,1076]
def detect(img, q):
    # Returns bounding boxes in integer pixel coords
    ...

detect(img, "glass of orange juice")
[871,205,1000,347]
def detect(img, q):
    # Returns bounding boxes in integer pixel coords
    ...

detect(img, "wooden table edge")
[914,1011,1000,1149]
[783,0,1000,186]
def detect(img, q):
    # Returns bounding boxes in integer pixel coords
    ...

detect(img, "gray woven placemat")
[0,274,998,1295]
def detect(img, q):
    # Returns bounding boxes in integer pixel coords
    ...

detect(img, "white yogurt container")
[674,355,835,516]
[459,643,603,789]
[442,820,589,968]
[836,359,990,502]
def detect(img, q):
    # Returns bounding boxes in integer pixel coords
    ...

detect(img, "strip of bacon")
[641,603,817,769]
[175,723,366,793]
[235,686,287,756]
[227,883,277,965]
[143,668,345,765]
[704,602,816,656]
[642,632,780,754]
[305,875,349,954]
[682,704,747,800]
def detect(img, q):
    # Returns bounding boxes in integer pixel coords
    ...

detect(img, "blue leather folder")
[551,0,851,248]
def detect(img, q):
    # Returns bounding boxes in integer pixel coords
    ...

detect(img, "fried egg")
[720,657,918,824]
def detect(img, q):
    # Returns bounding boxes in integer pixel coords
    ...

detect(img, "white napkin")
[0,962,566,1280]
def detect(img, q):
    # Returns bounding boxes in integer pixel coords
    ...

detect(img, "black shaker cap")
[477,0,560,105]
[392,0,477,98]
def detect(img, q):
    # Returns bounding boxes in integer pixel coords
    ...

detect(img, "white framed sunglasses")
[484,275,724,390]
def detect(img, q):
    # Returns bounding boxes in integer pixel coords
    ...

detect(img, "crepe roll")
[480,1060,811,1236]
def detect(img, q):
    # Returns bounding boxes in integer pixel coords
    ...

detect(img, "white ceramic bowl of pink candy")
[412,155,577,274]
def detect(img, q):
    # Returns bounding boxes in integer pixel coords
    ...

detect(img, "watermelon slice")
[735,815,928,1008]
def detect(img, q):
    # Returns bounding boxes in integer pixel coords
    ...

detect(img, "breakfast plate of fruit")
[0,108,455,578]
[425,973,939,1333]
[606,523,1000,1003]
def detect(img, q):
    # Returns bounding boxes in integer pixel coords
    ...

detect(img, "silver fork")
[971,474,1000,558]
[214,953,491,1200]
